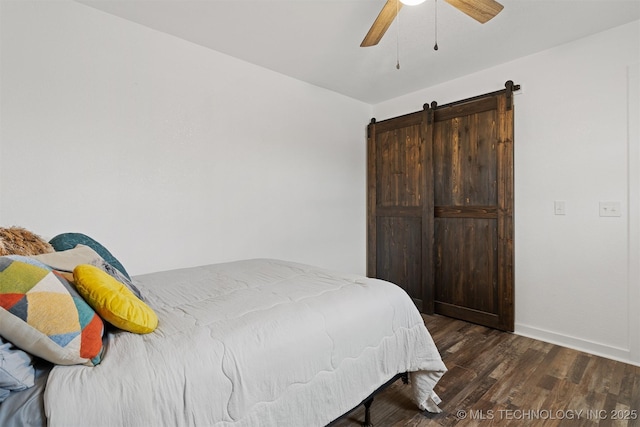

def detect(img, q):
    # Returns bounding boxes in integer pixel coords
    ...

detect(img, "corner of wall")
[627,61,640,366]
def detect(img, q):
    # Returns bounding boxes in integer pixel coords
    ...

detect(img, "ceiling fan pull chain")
[396,0,401,69]
[434,0,439,51]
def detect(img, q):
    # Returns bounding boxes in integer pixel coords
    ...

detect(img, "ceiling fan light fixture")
[400,0,426,5]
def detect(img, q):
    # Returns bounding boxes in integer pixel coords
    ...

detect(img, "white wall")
[0,0,371,275]
[373,21,640,366]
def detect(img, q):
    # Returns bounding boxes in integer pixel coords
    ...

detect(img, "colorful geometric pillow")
[0,257,104,366]
[0,227,54,256]
[49,233,131,279]
[73,265,158,334]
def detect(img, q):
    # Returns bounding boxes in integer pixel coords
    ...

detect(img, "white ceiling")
[76,0,640,104]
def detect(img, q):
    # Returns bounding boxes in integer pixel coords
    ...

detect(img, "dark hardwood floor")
[332,314,640,427]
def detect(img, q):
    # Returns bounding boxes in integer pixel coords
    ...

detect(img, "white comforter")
[44,259,446,427]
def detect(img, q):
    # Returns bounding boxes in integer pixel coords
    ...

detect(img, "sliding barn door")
[366,109,434,311]
[432,91,514,331]
[367,83,516,332]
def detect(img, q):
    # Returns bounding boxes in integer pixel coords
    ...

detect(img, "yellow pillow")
[73,264,158,334]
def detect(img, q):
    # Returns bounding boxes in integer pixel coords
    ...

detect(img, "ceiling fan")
[361,0,504,47]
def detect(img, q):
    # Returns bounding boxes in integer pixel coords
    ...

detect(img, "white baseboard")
[515,323,639,367]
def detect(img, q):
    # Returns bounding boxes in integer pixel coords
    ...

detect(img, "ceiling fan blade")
[444,0,504,23]
[361,0,403,47]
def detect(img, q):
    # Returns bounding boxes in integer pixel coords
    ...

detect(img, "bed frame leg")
[362,397,374,427]
[401,372,409,384]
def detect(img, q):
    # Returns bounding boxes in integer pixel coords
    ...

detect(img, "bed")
[0,229,447,427]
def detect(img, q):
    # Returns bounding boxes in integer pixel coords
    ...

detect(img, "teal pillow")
[49,233,130,280]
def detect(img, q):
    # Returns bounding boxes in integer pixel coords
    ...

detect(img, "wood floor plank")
[569,353,593,384]
[330,314,640,427]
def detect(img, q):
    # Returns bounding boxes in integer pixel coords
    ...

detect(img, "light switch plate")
[599,201,622,217]
[554,201,566,215]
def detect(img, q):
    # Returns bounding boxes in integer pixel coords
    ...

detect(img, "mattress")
[41,259,446,426]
